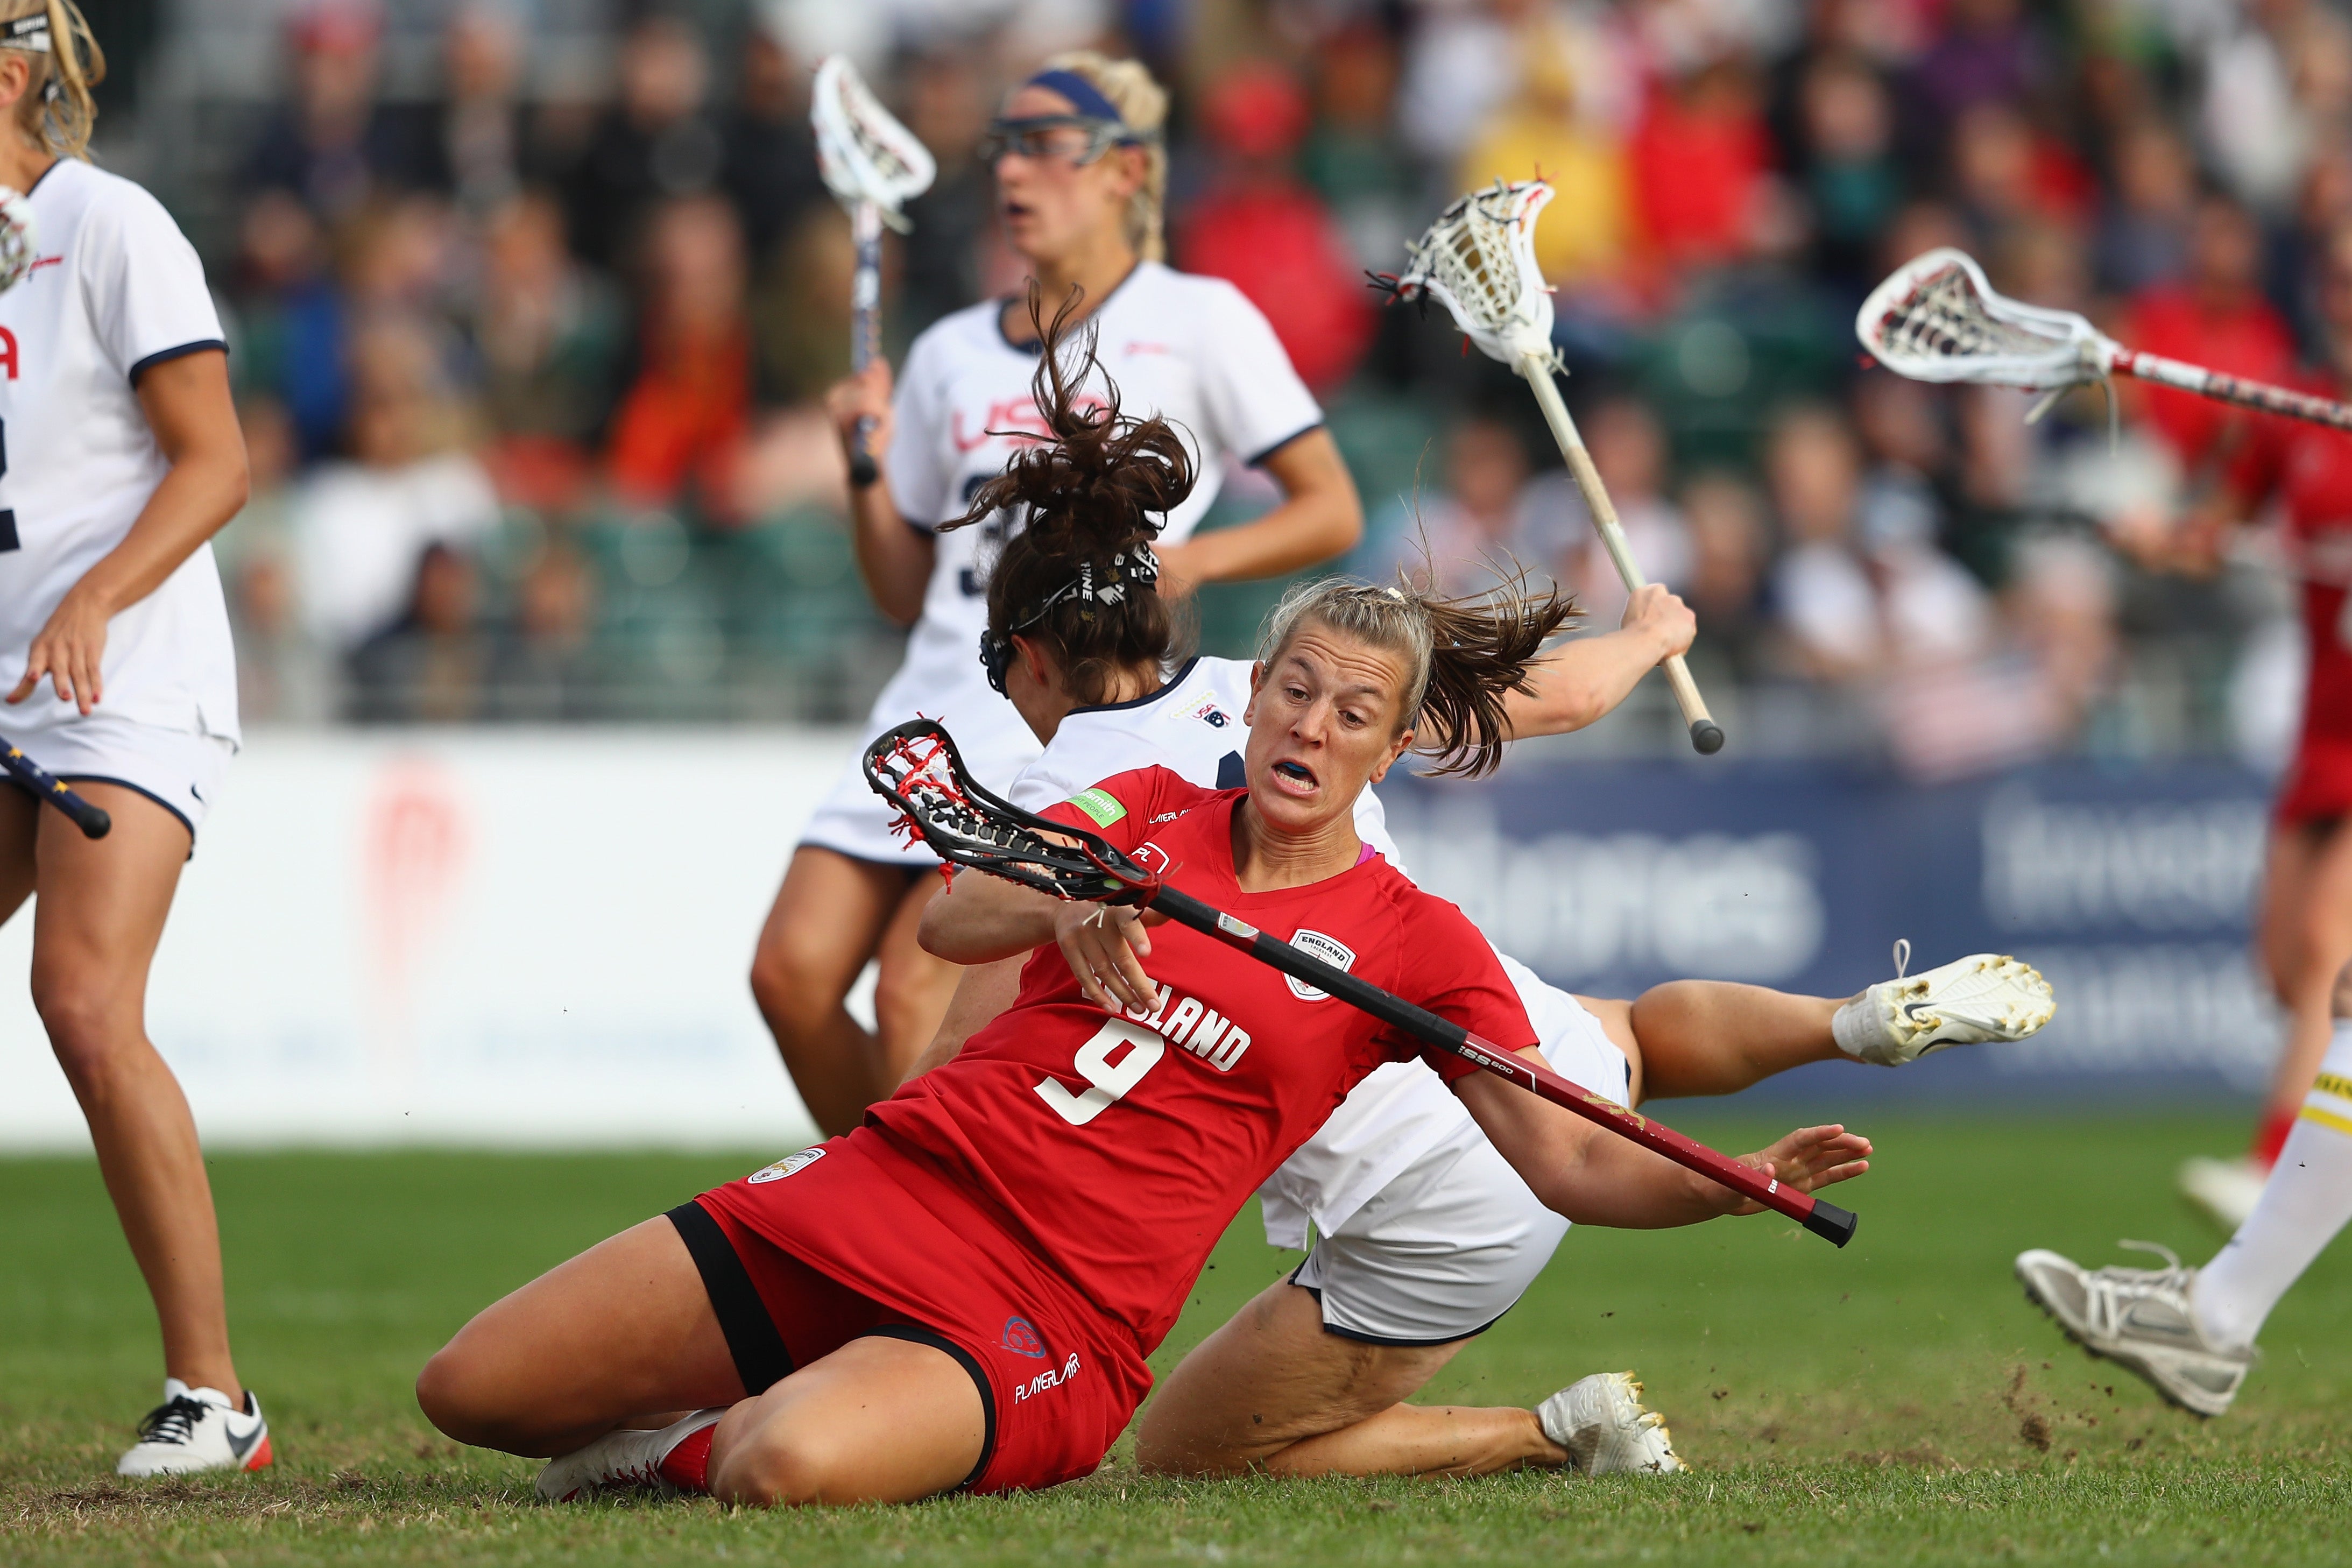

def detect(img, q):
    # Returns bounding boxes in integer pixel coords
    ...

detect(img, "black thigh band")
[860,1325,997,1491]
[667,1202,794,1395]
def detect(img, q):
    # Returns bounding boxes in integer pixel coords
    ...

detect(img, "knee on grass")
[414,1344,546,1454]
[709,1424,885,1507]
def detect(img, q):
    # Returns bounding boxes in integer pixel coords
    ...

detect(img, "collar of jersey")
[1191,792,1382,906]
[995,260,1153,355]
[1066,655,1199,717]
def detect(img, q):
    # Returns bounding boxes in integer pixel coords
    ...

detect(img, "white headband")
[3,15,49,52]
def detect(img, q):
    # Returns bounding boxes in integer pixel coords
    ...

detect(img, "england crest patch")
[747,1147,827,1184]
[1285,929,1355,1001]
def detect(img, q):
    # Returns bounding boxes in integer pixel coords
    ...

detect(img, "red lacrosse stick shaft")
[2112,349,2352,434]
[1146,886,1856,1247]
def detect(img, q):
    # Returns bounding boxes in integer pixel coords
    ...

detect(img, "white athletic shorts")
[797,746,938,867]
[1290,998,1633,1345]
[6,712,234,843]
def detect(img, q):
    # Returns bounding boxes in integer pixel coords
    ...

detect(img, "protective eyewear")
[979,114,1150,167]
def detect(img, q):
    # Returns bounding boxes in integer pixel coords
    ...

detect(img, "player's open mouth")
[1270,760,1318,795]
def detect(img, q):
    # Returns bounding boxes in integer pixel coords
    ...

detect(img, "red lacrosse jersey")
[860,766,1535,1354]
[2226,383,2352,820]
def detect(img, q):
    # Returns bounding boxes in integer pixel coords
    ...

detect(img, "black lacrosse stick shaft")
[2,741,111,839]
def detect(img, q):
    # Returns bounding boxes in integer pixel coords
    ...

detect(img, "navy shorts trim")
[1286,1263,1510,1348]
[859,1324,998,1491]
[668,1202,794,1395]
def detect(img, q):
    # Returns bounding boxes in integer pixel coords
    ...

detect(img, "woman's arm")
[903,956,1027,1082]
[918,873,1167,1015]
[1501,583,1697,739]
[1453,1064,1870,1228]
[7,350,248,715]
[1152,429,1362,595]
[827,361,935,627]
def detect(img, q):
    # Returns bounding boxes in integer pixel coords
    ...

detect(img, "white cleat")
[2179,1155,2266,1231]
[535,1409,725,1502]
[1833,948,2055,1067]
[1536,1372,1685,1475]
[116,1379,272,1477]
[2015,1242,2252,1418]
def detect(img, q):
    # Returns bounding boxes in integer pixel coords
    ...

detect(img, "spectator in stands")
[1680,469,1771,670]
[1629,56,1770,289]
[1177,62,1372,393]
[245,0,433,220]
[229,190,344,461]
[1299,23,1418,274]
[1457,22,1630,293]
[1397,0,1541,172]
[564,14,721,268]
[2201,0,2350,215]
[749,203,854,414]
[1791,52,1902,294]
[428,2,534,216]
[294,323,502,654]
[721,18,827,273]
[2094,121,2197,295]
[605,194,753,517]
[2123,194,2296,470]
[893,51,998,337]
[1537,397,1692,626]
[490,543,601,719]
[471,190,627,510]
[1905,0,2048,139]
[1374,412,1553,596]
[224,398,337,726]
[1947,98,2092,252]
[349,542,492,723]
[1766,403,1992,683]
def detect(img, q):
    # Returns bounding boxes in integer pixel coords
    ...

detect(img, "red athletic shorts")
[2278,736,2352,828]
[680,1131,1152,1495]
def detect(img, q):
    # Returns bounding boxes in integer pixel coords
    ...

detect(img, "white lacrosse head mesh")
[0,186,35,295]
[1857,247,2110,389]
[813,55,937,217]
[1399,179,1557,366]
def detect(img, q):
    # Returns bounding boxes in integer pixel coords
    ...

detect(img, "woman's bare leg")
[871,876,963,1093]
[417,1217,741,1457]
[1619,982,1843,1102]
[1136,1280,1563,1479]
[2257,821,2352,1131]
[750,847,914,1136]
[26,785,240,1400]
[708,1337,984,1505]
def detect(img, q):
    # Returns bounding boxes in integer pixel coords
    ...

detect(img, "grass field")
[4,1112,2349,1565]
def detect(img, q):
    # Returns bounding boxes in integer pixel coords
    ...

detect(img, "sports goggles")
[979,114,1154,167]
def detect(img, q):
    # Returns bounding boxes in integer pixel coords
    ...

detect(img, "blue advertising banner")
[1381,759,2280,1102]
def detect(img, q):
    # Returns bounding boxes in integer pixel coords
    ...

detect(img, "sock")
[2194,1021,2352,1350]
[658,1424,715,1494]
[2251,1105,2297,1169]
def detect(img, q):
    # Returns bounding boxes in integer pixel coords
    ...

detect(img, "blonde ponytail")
[0,0,104,160]
[1042,50,1167,263]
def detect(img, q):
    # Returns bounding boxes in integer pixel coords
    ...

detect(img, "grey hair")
[1254,573,1577,779]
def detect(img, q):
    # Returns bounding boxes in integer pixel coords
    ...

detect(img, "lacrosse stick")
[813,55,937,488]
[2,739,110,838]
[1380,180,1724,756]
[1860,246,2352,433]
[864,718,1857,1246]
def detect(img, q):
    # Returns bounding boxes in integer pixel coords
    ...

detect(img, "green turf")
[4,1114,2348,1564]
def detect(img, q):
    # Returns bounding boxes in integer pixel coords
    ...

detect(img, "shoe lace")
[2090,1239,2196,1304]
[135,1395,210,1447]
[1891,939,1910,980]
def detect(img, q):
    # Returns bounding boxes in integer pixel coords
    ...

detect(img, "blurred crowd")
[151,0,2339,772]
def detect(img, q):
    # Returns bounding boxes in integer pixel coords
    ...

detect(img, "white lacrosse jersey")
[0,159,236,744]
[1006,654,1611,1249]
[866,263,1321,808]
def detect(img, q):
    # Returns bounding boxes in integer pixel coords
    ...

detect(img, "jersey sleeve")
[1038,765,1207,853]
[1192,279,1324,467]
[1375,892,1538,1081]
[884,326,953,530]
[81,183,227,385]
[1008,750,1093,814]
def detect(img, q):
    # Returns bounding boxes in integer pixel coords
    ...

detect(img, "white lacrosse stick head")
[1858,247,2113,390]
[812,55,937,232]
[1395,179,1558,370]
[0,186,36,295]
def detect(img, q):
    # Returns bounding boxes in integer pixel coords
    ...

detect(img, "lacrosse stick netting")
[1385,180,1725,755]
[1861,246,2352,434]
[813,56,936,485]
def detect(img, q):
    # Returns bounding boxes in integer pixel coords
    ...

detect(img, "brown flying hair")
[944,286,1197,704]
[1256,568,1577,779]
